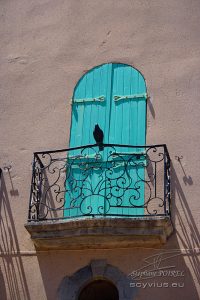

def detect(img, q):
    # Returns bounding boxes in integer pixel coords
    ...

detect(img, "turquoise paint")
[109,64,146,216]
[65,63,147,217]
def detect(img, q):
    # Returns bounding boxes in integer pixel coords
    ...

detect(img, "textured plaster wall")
[0,0,200,299]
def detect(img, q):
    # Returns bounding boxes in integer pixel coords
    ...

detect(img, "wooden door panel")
[65,63,147,217]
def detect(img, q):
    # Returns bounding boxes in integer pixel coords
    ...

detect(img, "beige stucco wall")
[0,0,200,299]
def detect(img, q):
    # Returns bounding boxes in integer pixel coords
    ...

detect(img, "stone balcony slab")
[25,217,173,250]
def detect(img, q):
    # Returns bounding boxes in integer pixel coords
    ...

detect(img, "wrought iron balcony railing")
[27,144,171,222]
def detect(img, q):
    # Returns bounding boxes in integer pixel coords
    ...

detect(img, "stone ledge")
[25,217,173,250]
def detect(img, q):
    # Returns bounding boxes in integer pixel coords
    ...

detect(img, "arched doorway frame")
[57,260,136,300]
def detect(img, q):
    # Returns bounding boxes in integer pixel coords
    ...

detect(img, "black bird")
[93,124,104,151]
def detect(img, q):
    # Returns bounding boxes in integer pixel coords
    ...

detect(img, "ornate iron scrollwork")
[28,144,171,221]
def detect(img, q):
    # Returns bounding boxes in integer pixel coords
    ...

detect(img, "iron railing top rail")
[33,143,170,156]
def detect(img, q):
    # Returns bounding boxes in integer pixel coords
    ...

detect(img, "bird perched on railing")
[93,124,104,151]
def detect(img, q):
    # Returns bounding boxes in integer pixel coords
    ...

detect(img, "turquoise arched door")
[65,63,147,218]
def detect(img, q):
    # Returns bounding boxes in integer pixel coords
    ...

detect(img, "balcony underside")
[25,217,173,250]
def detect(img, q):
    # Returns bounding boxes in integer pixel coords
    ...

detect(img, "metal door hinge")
[72,96,105,104]
[114,93,147,102]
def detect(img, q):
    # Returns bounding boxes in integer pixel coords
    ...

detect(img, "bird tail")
[98,143,104,151]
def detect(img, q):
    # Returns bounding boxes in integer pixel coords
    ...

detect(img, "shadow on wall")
[170,162,200,285]
[147,96,155,119]
[35,165,200,300]
[0,169,31,300]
